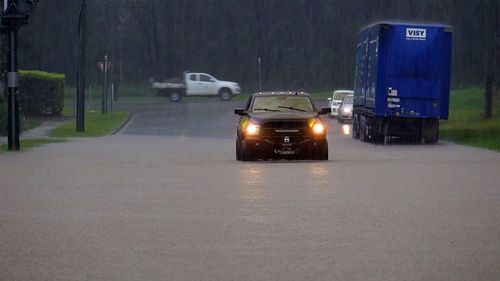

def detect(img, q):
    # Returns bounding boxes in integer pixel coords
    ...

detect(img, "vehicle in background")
[352,23,452,144]
[337,94,354,123]
[152,72,241,102]
[234,92,330,161]
[328,90,354,118]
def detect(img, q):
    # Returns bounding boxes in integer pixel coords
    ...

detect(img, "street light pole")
[258,57,262,92]
[102,54,108,114]
[6,16,19,150]
[2,0,36,150]
[76,0,87,132]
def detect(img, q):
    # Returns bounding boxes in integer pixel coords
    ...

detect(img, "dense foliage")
[10,0,500,91]
[19,70,65,116]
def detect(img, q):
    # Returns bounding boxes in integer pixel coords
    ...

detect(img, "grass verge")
[50,110,130,138]
[0,138,66,153]
[440,87,500,152]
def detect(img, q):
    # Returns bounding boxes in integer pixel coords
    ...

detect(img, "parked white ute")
[327,89,354,118]
[152,72,241,102]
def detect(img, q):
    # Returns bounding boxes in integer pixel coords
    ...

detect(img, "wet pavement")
[1,100,500,281]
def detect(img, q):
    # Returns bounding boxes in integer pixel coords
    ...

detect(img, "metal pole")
[2,0,36,150]
[102,54,108,114]
[119,60,122,96]
[105,55,108,113]
[111,83,113,113]
[6,4,20,151]
[484,0,493,119]
[258,57,262,92]
[103,0,110,111]
[88,85,92,111]
[76,0,86,132]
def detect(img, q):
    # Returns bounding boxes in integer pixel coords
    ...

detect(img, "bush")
[0,94,6,136]
[19,70,65,116]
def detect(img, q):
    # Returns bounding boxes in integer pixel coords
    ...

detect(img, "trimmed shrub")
[19,70,65,116]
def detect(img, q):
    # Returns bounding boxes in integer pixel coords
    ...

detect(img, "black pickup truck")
[234,92,331,161]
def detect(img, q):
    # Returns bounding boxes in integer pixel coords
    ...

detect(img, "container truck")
[352,23,452,144]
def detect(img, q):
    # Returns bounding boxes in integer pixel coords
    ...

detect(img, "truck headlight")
[343,107,352,113]
[246,123,260,135]
[312,123,325,134]
[308,118,325,135]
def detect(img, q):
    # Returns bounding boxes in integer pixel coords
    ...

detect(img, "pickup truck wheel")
[219,89,232,101]
[312,140,328,160]
[236,138,242,160]
[240,139,253,161]
[169,92,182,102]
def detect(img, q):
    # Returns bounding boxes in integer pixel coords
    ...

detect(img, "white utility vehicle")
[152,72,241,102]
[327,89,354,118]
[337,94,354,123]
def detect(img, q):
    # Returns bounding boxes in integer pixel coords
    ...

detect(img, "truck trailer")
[352,23,452,144]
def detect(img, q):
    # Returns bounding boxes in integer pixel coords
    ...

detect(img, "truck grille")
[260,120,309,136]
[261,120,308,129]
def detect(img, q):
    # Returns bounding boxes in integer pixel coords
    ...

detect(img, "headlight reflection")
[342,124,350,136]
[239,165,270,224]
[239,165,265,201]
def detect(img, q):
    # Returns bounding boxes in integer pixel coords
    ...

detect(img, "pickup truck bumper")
[244,136,326,159]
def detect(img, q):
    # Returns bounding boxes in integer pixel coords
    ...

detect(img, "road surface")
[1,100,499,281]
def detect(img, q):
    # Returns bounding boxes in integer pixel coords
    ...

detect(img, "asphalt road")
[1,100,500,281]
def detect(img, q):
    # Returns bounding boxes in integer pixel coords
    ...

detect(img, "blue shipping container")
[352,22,452,144]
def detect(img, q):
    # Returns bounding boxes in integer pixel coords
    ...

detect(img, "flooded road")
[1,100,500,281]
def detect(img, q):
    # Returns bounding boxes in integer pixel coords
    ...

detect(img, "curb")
[112,113,135,135]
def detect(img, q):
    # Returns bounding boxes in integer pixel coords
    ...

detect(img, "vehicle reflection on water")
[308,163,329,187]
[342,124,351,136]
[238,161,332,225]
[309,163,327,177]
[238,164,272,224]
[239,165,266,202]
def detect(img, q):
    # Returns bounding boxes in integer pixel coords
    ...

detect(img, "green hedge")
[19,70,65,116]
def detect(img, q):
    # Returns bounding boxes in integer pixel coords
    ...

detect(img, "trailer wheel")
[359,120,366,142]
[219,88,232,101]
[372,119,383,144]
[169,92,182,102]
[352,116,360,139]
[423,120,439,144]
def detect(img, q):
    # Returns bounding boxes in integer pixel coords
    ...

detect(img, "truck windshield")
[333,92,350,101]
[343,96,354,104]
[252,96,314,113]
